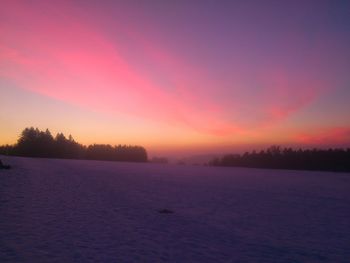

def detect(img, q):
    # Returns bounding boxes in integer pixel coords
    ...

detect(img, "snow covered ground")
[1,156,349,262]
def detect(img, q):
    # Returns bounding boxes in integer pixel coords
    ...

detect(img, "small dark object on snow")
[158,209,174,214]
[0,159,11,169]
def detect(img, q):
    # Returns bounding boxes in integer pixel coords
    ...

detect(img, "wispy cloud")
[0,0,341,140]
[294,127,350,146]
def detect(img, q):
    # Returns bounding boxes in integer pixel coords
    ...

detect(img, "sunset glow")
[1,0,349,156]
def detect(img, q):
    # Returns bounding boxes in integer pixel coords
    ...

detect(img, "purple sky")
[1,0,350,156]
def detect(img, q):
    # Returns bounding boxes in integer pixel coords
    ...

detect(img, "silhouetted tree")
[210,146,350,172]
[0,127,147,163]
[15,127,55,157]
[85,144,147,162]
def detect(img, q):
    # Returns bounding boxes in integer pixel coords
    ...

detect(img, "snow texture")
[1,156,349,262]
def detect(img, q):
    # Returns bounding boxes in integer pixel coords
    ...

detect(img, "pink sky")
[1,0,350,156]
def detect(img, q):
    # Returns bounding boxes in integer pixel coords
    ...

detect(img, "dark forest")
[210,145,350,172]
[0,127,148,162]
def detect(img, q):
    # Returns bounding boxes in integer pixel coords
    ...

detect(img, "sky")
[1,0,350,157]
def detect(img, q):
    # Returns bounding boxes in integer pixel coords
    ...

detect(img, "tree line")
[210,145,350,172]
[0,127,148,162]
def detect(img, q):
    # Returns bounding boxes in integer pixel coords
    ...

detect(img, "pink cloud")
[0,0,328,137]
[294,127,350,145]
[258,69,322,123]
[0,1,238,135]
